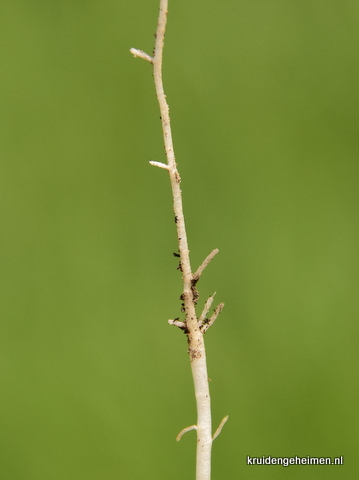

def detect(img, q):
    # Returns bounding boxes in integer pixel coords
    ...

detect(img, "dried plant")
[130,1,227,478]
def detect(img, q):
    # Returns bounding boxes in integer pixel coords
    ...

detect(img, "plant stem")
[130,1,226,478]
[154,4,212,477]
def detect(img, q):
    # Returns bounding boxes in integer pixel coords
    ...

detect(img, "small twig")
[198,293,216,325]
[168,318,186,329]
[176,424,197,442]
[129,48,154,63]
[193,249,219,283]
[212,415,229,441]
[149,160,170,170]
[201,302,225,334]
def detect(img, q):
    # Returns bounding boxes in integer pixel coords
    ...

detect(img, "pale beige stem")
[130,1,227,478]
[152,4,212,479]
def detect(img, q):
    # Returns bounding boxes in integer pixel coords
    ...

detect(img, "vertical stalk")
[130,1,226,478]
[153,6,212,476]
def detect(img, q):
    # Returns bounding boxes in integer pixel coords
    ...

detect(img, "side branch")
[212,415,229,441]
[193,249,219,283]
[129,48,154,64]
[199,302,225,333]
[176,424,197,442]
[149,160,170,170]
[198,293,216,324]
[168,318,186,329]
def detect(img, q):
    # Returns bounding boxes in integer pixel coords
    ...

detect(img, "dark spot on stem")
[188,347,202,361]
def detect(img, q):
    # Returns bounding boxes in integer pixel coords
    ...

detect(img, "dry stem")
[130,1,226,478]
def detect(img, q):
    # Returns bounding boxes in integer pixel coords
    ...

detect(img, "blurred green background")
[1,0,358,478]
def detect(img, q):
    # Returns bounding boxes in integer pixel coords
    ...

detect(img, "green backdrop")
[1,1,358,478]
